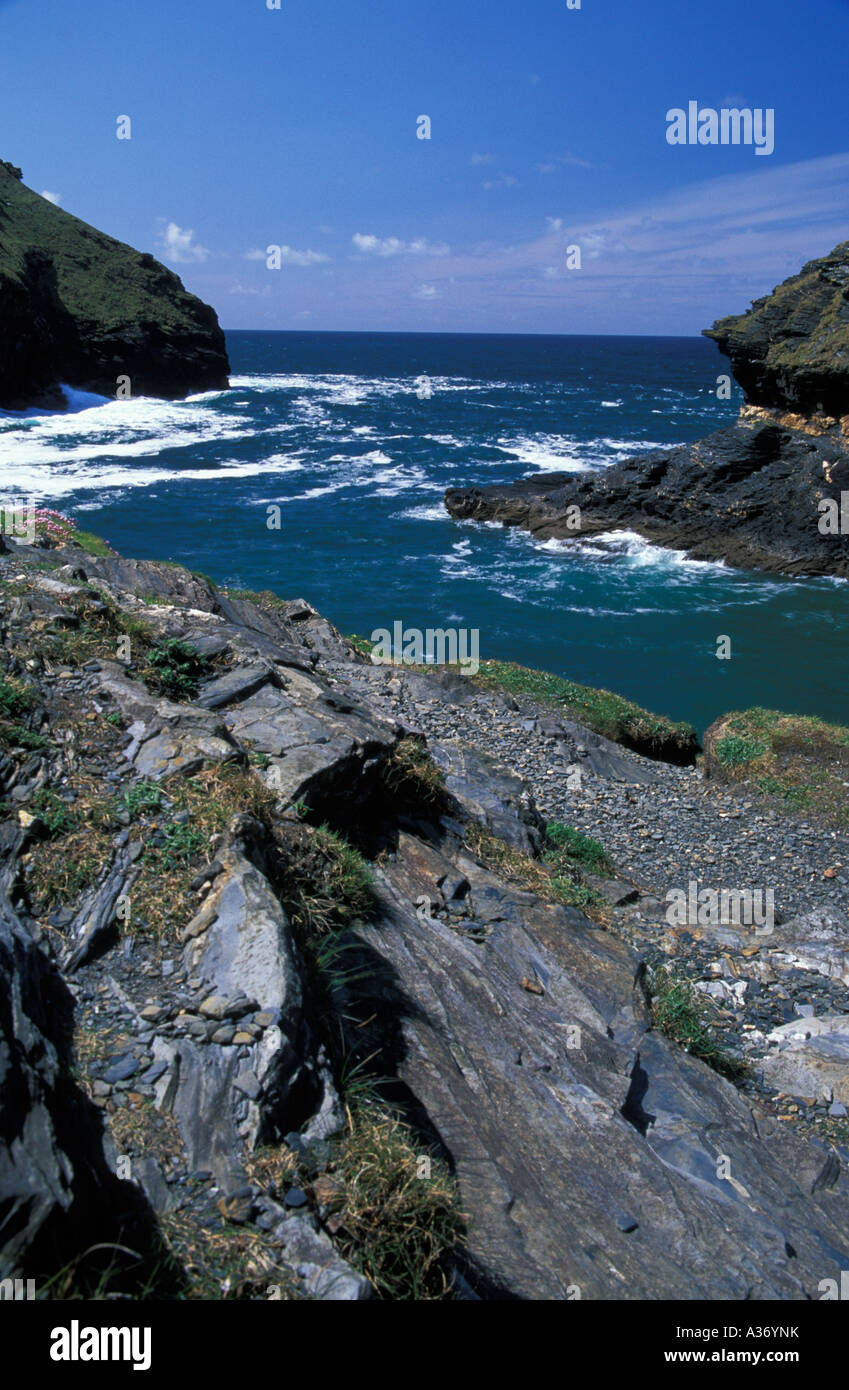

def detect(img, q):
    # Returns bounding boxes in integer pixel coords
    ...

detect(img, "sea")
[1,330,847,738]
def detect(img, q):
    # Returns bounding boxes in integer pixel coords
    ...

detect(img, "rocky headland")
[1,522,848,1300]
[445,243,849,578]
[0,160,229,411]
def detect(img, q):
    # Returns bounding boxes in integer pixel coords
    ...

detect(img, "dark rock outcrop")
[0,159,229,409]
[704,242,849,417]
[445,243,849,578]
[445,419,849,578]
[0,893,160,1284]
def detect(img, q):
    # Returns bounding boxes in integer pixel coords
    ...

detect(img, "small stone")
[199,995,229,1020]
[232,1031,253,1045]
[224,995,259,1020]
[211,1025,236,1045]
[233,1070,261,1099]
[253,1011,275,1028]
[139,1004,165,1023]
[92,1079,112,1098]
[103,1054,140,1084]
[613,1210,640,1234]
[829,1101,848,1118]
[284,1188,309,1209]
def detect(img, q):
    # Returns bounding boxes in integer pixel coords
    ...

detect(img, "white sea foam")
[535,529,730,576]
[395,503,450,521]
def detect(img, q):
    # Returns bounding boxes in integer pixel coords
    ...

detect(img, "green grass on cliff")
[0,159,205,334]
[473,659,698,763]
[705,706,849,829]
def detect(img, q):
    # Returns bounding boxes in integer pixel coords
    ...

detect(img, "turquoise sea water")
[2,330,847,736]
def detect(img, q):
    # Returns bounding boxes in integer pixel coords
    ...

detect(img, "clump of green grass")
[706,706,849,829]
[0,674,34,718]
[714,735,770,768]
[649,966,746,1081]
[473,660,698,763]
[0,675,48,753]
[146,637,209,700]
[463,821,608,922]
[273,824,375,941]
[145,822,207,871]
[544,821,612,876]
[0,724,49,752]
[333,1103,464,1300]
[120,780,164,816]
[380,737,447,813]
[31,788,77,838]
[346,633,374,658]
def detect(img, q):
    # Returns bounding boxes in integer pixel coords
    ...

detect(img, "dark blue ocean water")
[2,330,847,736]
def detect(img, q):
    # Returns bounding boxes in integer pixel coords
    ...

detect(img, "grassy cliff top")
[0,159,214,334]
[704,240,849,414]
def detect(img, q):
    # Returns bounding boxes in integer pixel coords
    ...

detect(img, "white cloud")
[157,221,210,264]
[352,233,449,257]
[413,283,440,299]
[40,190,61,205]
[245,245,330,265]
[469,152,495,166]
[228,280,271,297]
[546,217,563,231]
[536,153,594,174]
[482,175,518,190]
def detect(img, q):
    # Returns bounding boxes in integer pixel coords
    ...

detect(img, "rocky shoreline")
[445,243,849,579]
[2,528,848,1300]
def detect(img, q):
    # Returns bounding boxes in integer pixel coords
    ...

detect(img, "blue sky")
[2,0,849,334]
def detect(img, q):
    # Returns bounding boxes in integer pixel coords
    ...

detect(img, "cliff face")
[445,244,849,578]
[0,160,229,409]
[704,242,849,418]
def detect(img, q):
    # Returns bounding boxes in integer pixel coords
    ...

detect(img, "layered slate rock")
[354,834,849,1300]
[0,159,229,409]
[704,242,849,417]
[0,895,156,1279]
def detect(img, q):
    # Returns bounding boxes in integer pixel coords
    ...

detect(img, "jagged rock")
[0,160,229,409]
[445,419,849,580]
[63,848,140,972]
[761,1016,849,1104]
[268,1212,372,1300]
[445,244,849,579]
[704,241,849,417]
[155,817,337,1188]
[95,664,242,778]
[0,894,156,1278]
[220,670,401,810]
[428,739,544,852]
[195,664,278,710]
[348,833,849,1299]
